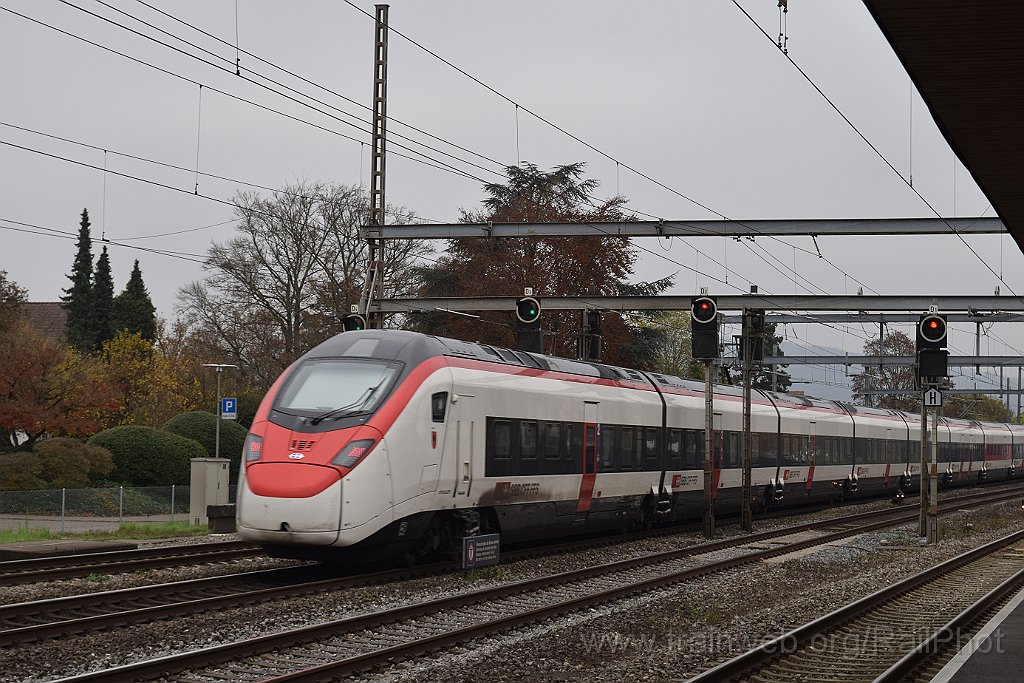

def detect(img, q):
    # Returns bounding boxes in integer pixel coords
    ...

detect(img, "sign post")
[462,534,500,570]
[202,363,238,461]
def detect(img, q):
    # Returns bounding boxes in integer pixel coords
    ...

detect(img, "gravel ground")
[0,536,300,605]
[0,486,1020,682]
[374,501,1024,683]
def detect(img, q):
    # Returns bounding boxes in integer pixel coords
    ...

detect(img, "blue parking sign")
[221,397,237,420]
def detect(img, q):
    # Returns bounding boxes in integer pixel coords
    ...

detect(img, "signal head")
[691,296,718,325]
[918,314,947,345]
[516,296,541,324]
[342,313,366,332]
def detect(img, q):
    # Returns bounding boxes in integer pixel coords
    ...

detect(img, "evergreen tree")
[61,209,94,351]
[91,246,115,349]
[112,260,157,341]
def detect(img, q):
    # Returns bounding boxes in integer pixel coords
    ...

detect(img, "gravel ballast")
[0,489,1021,682]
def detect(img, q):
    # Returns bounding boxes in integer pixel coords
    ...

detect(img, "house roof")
[22,302,67,342]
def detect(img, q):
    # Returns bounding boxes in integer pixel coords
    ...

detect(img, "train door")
[418,390,452,494]
[576,401,599,513]
[452,394,474,498]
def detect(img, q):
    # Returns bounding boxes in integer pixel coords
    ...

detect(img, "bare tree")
[851,330,920,412]
[177,182,431,387]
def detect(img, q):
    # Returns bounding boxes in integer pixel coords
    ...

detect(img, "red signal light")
[928,320,939,329]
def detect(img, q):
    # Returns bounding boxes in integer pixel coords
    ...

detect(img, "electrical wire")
[334,2,908,352]
[130,0,506,170]
[0,4,489,186]
[0,120,443,226]
[0,217,207,263]
[58,0,503,179]
[729,0,1024,306]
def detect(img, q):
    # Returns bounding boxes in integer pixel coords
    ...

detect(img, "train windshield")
[274,359,400,421]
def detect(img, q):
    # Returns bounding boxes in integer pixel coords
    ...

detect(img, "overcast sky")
[1,1,1020,398]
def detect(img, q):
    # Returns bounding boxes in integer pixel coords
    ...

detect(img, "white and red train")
[236,329,1023,561]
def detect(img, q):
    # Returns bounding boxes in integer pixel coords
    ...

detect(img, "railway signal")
[580,310,602,361]
[516,297,541,324]
[691,296,720,360]
[342,313,366,331]
[515,296,542,353]
[916,313,948,382]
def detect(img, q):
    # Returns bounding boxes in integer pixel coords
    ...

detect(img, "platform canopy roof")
[862,1,1024,252]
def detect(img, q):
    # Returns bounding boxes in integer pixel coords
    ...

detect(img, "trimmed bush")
[0,452,45,490]
[88,426,205,486]
[163,411,247,483]
[32,438,113,488]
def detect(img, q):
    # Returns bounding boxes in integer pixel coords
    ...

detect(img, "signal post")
[691,295,719,539]
[916,310,948,544]
[739,309,764,532]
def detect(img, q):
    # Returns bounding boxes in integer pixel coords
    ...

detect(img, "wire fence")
[0,486,238,533]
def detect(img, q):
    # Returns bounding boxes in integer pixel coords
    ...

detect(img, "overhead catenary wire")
[12,3,987,374]
[728,0,1024,307]
[335,1,902,349]
[129,0,506,170]
[0,121,445,226]
[0,4,491,186]
[41,0,884,318]
[59,0,505,180]
[0,217,207,263]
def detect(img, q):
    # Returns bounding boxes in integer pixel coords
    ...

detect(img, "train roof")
[305,330,1019,428]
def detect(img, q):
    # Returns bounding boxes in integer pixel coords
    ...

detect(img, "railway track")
[0,540,260,586]
[5,488,1018,649]
[46,488,1023,682]
[688,529,1024,683]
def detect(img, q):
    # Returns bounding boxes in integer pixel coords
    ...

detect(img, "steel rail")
[50,489,1023,683]
[0,502,871,645]
[687,529,1024,682]
[3,487,984,645]
[873,566,1024,682]
[0,540,259,586]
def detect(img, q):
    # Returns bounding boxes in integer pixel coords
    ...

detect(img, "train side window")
[644,428,659,462]
[543,422,562,460]
[568,423,584,473]
[600,426,616,471]
[756,432,777,467]
[781,434,794,463]
[619,427,634,470]
[493,420,512,460]
[431,392,448,423]
[520,421,538,460]
[668,429,683,469]
[685,429,704,469]
[635,429,645,470]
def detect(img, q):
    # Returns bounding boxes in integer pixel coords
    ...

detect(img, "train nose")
[237,463,343,543]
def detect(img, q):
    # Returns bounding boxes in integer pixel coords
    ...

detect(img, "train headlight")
[243,433,264,462]
[332,439,376,468]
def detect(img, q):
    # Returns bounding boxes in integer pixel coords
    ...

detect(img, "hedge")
[163,411,247,483]
[87,426,206,486]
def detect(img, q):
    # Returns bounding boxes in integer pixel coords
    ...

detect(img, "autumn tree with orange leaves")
[0,321,119,448]
[407,162,671,368]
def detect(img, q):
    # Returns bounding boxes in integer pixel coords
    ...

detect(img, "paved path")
[0,514,183,533]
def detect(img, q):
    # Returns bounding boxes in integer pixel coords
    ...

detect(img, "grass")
[462,565,512,582]
[0,521,210,544]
